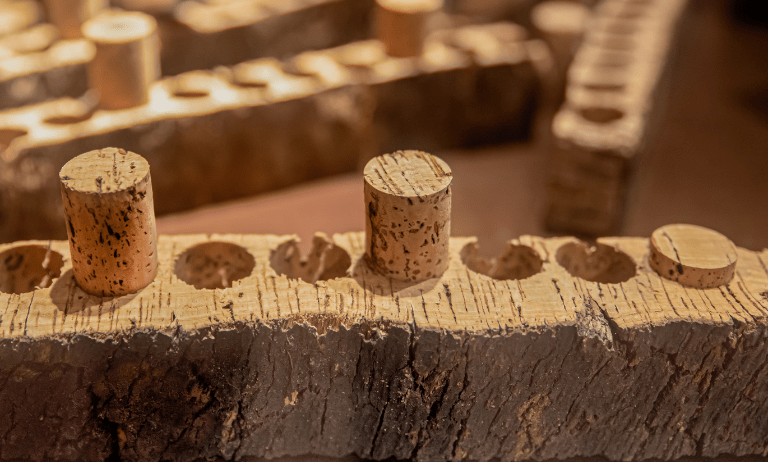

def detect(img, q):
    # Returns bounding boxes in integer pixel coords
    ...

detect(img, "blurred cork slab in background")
[158,1,768,256]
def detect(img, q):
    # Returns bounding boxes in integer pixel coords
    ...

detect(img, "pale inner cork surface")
[82,11,156,43]
[59,147,150,193]
[651,224,738,270]
[364,150,452,197]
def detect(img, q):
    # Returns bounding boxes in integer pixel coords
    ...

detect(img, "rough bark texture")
[1,232,767,461]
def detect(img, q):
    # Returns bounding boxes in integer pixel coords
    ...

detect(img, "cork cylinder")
[649,224,738,289]
[42,0,107,39]
[60,147,158,296]
[81,11,160,110]
[364,150,452,282]
[375,0,443,58]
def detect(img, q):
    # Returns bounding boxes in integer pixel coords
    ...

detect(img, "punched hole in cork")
[581,82,626,92]
[231,61,276,88]
[0,245,64,294]
[603,21,637,35]
[594,37,635,52]
[174,242,255,290]
[170,71,213,98]
[580,107,624,124]
[0,127,27,152]
[593,51,633,68]
[270,234,352,284]
[556,241,636,284]
[460,241,543,281]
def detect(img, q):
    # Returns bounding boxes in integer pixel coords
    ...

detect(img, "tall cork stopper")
[364,150,452,282]
[375,0,444,58]
[42,0,107,39]
[60,147,158,296]
[649,224,738,289]
[81,10,159,110]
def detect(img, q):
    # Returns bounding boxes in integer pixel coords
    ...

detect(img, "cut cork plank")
[545,0,690,236]
[0,23,542,243]
[1,231,767,460]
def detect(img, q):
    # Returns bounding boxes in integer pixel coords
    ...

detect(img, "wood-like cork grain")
[1,232,767,461]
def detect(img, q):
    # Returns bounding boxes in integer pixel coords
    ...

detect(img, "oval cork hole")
[460,242,543,281]
[174,242,255,290]
[170,72,212,98]
[270,234,352,284]
[0,127,27,152]
[0,245,65,294]
[580,107,624,124]
[556,241,636,284]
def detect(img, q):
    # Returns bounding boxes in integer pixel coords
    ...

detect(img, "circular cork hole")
[270,235,352,284]
[174,242,256,290]
[82,11,157,43]
[461,242,543,281]
[594,37,635,51]
[556,241,636,284]
[0,127,27,151]
[0,245,64,294]
[580,107,624,124]
[605,20,638,35]
[170,72,212,98]
[582,82,626,92]
[231,62,274,88]
[593,51,632,68]
[44,112,94,125]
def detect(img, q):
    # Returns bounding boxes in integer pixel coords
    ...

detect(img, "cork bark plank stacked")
[1,150,767,461]
[545,0,689,235]
[0,0,375,109]
[0,21,541,243]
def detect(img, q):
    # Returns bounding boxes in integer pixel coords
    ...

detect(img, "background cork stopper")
[42,0,107,39]
[364,150,452,282]
[649,223,738,289]
[81,10,159,110]
[60,147,158,296]
[375,0,444,58]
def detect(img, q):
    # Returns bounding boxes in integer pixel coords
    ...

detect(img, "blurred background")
[1,0,767,259]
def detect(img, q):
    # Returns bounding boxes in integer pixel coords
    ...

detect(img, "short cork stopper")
[364,150,452,282]
[649,224,738,289]
[60,147,158,296]
[82,11,159,110]
[376,0,444,58]
[42,0,107,39]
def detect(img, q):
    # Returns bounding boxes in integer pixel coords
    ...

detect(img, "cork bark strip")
[1,233,767,461]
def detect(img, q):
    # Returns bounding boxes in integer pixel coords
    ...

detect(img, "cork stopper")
[82,10,160,110]
[649,224,738,289]
[375,0,444,58]
[42,0,107,39]
[60,147,158,296]
[364,150,452,282]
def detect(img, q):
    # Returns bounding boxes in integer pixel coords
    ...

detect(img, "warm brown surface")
[158,1,768,256]
[2,229,768,459]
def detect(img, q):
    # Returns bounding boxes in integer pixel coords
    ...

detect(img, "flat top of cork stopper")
[651,224,737,270]
[364,150,452,197]
[60,148,150,193]
[82,11,157,44]
[376,0,443,13]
